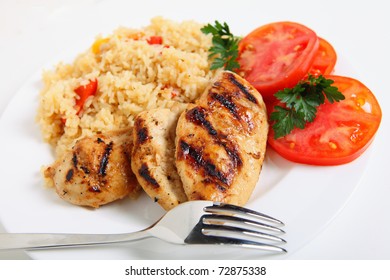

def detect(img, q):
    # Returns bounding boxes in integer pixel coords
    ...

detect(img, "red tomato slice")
[308,37,337,76]
[238,21,319,101]
[74,79,98,115]
[268,75,382,165]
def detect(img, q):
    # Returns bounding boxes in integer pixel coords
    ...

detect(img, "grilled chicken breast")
[175,71,268,206]
[45,129,140,208]
[131,106,187,210]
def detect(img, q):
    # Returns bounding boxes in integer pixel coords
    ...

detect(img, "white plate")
[0,0,375,259]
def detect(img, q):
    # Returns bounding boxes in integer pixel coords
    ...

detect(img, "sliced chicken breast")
[175,71,268,206]
[131,106,187,210]
[44,129,140,208]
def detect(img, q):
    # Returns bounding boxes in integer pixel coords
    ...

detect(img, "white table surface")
[0,0,389,260]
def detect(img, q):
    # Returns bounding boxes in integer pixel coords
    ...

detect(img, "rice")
[37,17,218,156]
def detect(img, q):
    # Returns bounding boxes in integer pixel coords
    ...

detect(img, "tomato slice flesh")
[268,75,382,165]
[238,21,319,101]
[308,37,337,76]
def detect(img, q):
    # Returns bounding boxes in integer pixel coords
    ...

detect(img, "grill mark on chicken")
[98,141,113,176]
[209,91,255,131]
[186,107,217,136]
[216,184,227,192]
[178,140,230,185]
[219,138,243,168]
[66,169,74,181]
[135,118,150,144]
[203,178,228,193]
[72,153,78,167]
[185,106,243,170]
[210,92,240,120]
[80,166,90,174]
[228,72,258,104]
[138,163,160,188]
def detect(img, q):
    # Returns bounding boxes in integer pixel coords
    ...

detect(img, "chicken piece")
[45,129,140,208]
[175,71,268,206]
[131,106,187,210]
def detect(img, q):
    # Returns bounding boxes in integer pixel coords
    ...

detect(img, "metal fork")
[0,201,286,253]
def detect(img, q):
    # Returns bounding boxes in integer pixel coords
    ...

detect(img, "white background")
[0,0,389,261]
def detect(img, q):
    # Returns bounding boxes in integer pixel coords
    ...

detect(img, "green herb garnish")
[270,75,345,139]
[201,21,241,71]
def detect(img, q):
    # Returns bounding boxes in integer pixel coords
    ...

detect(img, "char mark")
[66,169,74,182]
[186,107,217,136]
[228,73,258,104]
[135,118,150,144]
[211,91,254,132]
[202,178,228,193]
[98,141,113,176]
[216,184,227,193]
[72,153,78,167]
[220,140,243,168]
[139,163,160,188]
[210,92,240,120]
[80,166,90,174]
[179,140,229,185]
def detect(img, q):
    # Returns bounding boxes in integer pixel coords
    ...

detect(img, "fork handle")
[0,231,151,250]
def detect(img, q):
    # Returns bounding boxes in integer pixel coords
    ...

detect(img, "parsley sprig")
[271,75,345,139]
[201,21,241,71]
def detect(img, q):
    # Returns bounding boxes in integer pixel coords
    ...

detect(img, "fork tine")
[200,227,287,253]
[185,222,287,253]
[184,201,287,252]
[202,215,285,234]
[202,224,286,243]
[204,202,284,225]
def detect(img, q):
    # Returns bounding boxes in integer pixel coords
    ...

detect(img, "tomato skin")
[308,37,337,76]
[268,75,382,165]
[74,79,98,115]
[238,21,319,101]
